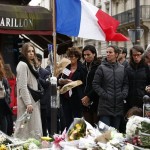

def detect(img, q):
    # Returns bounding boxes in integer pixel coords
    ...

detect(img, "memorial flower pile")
[126,116,150,148]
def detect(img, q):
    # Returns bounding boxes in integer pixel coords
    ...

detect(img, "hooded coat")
[93,59,128,116]
[126,61,150,109]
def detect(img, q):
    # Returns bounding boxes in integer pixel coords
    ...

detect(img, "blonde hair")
[4,64,15,79]
[0,53,5,80]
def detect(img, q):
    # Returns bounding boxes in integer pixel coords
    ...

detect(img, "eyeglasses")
[132,53,142,57]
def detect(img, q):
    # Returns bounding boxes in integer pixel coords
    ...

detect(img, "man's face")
[106,47,118,63]
[118,51,126,61]
[37,59,42,67]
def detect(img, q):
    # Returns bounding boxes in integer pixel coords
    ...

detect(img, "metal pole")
[135,0,140,45]
[52,0,57,76]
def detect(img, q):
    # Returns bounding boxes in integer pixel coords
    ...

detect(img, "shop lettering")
[0,17,33,28]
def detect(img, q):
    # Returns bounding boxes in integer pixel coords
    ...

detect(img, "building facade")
[74,0,150,57]
[37,0,150,58]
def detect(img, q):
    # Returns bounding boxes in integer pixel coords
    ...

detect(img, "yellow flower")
[0,144,7,150]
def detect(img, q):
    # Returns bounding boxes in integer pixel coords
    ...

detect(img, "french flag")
[56,0,129,41]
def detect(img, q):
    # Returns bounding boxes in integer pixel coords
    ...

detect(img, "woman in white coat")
[14,42,43,140]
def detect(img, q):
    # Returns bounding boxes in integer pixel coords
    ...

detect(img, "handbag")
[0,80,6,99]
[28,80,44,102]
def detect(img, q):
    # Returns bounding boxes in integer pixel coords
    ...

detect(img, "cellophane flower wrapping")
[126,115,150,148]
[60,118,101,149]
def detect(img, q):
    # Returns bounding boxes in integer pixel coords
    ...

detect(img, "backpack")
[0,79,6,99]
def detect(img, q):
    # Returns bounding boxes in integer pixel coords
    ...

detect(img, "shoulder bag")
[28,79,44,102]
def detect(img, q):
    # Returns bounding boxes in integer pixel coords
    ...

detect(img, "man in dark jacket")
[118,47,129,68]
[92,45,128,130]
[36,53,51,136]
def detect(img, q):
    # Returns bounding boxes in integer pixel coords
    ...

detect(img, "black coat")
[126,62,150,109]
[93,59,128,116]
[58,61,85,112]
[0,78,12,117]
[82,60,100,112]
[38,67,51,109]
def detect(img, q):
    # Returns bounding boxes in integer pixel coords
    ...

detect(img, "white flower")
[126,116,142,138]
[28,143,39,150]
[124,143,134,150]
[126,115,150,140]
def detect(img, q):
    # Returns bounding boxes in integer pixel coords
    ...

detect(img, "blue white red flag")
[56,0,129,41]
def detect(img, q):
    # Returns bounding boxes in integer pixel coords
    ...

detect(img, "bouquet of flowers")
[67,118,86,141]
[126,116,150,148]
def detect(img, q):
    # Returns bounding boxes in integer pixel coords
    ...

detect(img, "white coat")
[14,61,43,140]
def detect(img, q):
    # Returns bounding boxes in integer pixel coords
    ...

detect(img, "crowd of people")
[0,42,150,140]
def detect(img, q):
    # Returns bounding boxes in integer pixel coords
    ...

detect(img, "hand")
[26,104,33,114]
[81,96,90,107]
[145,86,150,93]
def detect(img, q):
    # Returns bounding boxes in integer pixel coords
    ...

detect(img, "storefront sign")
[0,4,53,33]
[0,17,33,28]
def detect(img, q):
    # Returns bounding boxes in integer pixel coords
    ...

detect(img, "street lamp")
[128,0,144,45]
[128,29,144,45]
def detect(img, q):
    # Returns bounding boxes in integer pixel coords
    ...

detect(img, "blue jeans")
[100,116,121,130]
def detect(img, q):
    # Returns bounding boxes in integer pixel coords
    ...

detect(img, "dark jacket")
[58,61,85,112]
[82,60,100,112]
[92,59,128,116]
[122,60,129,68]
[126,61,150,109]
[0,78,12,117]
[38,67,51,109]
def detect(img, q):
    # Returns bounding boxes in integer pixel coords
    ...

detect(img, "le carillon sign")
[0,17,33,29]
[0,4,53,35]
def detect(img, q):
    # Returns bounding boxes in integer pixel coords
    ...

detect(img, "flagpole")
[52,0,56,76]
[50,0,58,135]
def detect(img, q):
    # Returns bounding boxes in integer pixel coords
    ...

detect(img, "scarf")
[18,55,39,79]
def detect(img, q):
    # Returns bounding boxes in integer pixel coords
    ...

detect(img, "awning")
[0,4,73,55]
[0,4,52,35]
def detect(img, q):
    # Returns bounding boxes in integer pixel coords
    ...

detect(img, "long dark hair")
[0,54,5,80]
[4,64,15,79]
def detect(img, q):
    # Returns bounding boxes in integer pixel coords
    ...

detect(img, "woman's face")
[68,55,78,65]
[106,47,118,63]
[132,50,142,64]
[83,50,95,63]
[27,46,35,61]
